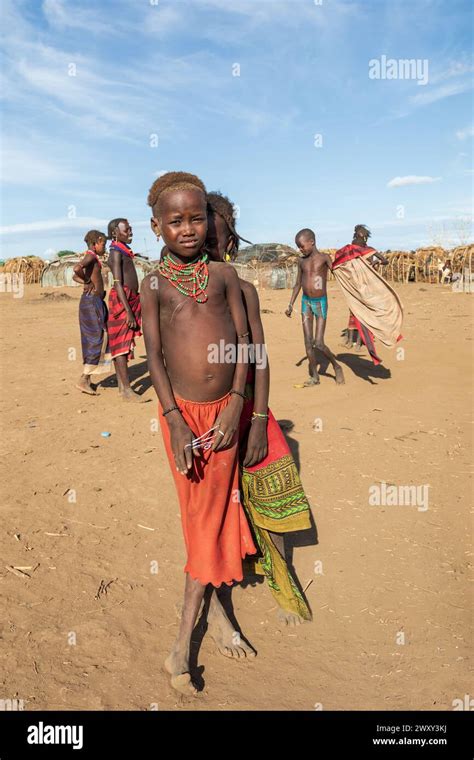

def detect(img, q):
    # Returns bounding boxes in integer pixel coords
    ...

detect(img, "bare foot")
[164,651,197,696]
[208,598,256,660]
[120,388,143,402]
[277,608,305,627]
[334,365,345,385]
[303,376,320,387]
[75,377,97,396]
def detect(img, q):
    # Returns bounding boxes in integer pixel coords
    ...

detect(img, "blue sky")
[1,0,472,259]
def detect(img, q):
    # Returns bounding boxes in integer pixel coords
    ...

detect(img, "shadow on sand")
[95,356,152,395]
[296,349,391,385]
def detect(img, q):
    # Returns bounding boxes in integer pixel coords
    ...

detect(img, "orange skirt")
[159,393,257,587]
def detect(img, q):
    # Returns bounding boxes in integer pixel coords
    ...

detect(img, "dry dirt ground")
[0,282,471,711]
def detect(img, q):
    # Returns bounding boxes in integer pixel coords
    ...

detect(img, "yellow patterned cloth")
[240,405,312,621]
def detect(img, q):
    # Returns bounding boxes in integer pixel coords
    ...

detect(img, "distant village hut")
[233,243,300,289]
[0,256,45,284]
[41,253,157,288]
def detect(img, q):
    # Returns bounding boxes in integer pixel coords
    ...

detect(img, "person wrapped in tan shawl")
[333,225,403,365]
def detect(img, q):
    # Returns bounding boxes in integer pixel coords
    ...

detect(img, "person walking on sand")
[286,228,344,386]
[107,218,142,401]
[333,225,402,366]
[343,225,389,350]
[73,230,111,395]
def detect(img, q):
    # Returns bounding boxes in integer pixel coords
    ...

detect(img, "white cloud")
[429,60,474,85]
[409,81,471,107]
[0,217,108,236]
[0,217,152,236]
[198,0,359,23]
[387,176,442,188]
[456,125,474,140]
[42,0,106,32]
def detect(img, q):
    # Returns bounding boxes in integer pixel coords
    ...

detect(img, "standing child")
[141,172,257,695]
[286,228,345,386]
[207,192,312,629]
[73,230,111,395]
[107,218,142,400]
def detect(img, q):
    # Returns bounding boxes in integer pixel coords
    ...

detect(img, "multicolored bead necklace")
[110,240,135,258]
[158,252,209,303]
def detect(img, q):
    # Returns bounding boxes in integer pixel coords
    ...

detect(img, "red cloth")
[336,245,381,364]
[333,244,376,268]
[348,311,357,329]
[350,313,382,365]
[159,393,257,587]
[107,285,142,359]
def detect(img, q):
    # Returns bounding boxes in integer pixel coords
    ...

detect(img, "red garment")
[159,393,257,588]
[349,313,381,365]
[336,246,380,362]
[333,243,376,268]
[107,285,142,359]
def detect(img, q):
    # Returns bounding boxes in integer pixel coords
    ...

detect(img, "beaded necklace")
[110,240,135,258]
[158,252,209,303]
[86,250,102,268]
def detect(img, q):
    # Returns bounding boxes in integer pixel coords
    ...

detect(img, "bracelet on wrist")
[162,405,180,417]
[230,389,246,401]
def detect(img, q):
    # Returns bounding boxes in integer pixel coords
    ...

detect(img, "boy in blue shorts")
[286,228,344,386]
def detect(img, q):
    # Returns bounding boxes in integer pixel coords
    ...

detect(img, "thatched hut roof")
[377,244,474,284]
[0,256,45,284]
[236,243,298,264]
[232,244,298,289]
[232,244,341,287]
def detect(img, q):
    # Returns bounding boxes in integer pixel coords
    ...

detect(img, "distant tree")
[56,250,77,258]
[451,216,473,246]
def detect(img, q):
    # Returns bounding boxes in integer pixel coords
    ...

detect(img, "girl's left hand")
[243,418,268,467]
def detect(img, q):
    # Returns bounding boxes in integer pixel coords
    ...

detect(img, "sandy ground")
[0,281,472,712]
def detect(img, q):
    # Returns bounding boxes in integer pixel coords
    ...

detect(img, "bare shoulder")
[323,252,333,268]
[239,279,259,306]
[141,270,161,297]
[209,261,238,284]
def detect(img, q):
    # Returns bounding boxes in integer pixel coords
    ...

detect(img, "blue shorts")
[301,294,328,319]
